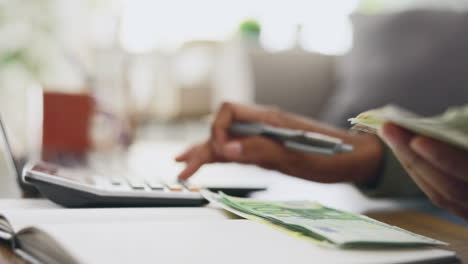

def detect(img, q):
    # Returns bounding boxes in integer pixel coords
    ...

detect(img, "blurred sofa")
[249,9,468,127]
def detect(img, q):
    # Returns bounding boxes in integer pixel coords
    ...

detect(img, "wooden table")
[0,209,466,263]
[367,210,468,263]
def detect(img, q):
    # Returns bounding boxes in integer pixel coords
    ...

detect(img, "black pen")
[228,121,353,156]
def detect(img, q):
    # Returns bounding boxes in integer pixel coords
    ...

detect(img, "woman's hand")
[176,102,384,185]
[379,122,468,220]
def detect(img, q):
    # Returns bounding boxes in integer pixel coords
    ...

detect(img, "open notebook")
[0,207,458,264]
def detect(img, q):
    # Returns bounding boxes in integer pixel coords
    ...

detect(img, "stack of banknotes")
[202,190,446,248]
[348,104,468,151]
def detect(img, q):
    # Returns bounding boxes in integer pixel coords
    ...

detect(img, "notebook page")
[1,206,232,232]
[34,220,456,264]
[0,199,59,210]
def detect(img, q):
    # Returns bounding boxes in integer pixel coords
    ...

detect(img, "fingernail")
[223,141,242,157]
[376,126,386,138]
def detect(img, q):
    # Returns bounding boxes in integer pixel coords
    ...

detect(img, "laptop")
[0,117,265,207]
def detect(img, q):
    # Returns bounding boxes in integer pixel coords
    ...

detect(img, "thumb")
[221,136,284,168]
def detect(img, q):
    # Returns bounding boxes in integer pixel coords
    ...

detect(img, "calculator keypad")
[104,173,200,193]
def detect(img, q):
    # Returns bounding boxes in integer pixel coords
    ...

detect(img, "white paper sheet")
[36,220,456,264]
[2,206,232,232]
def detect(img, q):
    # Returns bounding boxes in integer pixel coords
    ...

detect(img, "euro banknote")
[202,190,446,248]
[348,104,468,151]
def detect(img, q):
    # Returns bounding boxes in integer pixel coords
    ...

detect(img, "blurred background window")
[119,0,359,54]
[2,0,468,157]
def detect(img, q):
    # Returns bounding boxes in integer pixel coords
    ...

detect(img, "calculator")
[23,162,266,208]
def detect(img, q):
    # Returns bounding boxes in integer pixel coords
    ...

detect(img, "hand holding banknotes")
[177,103,468,220]
[176,102,383,184]
[379,122,468,220]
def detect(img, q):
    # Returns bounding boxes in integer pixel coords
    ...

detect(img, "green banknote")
[348,104,468,151]
[202,190,446,248]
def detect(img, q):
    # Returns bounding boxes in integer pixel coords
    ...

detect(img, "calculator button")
[110,176,123,185]
[127,178,146,189]
[187,186,201,192]
[167,184,184,191]
[146,180,165,190]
